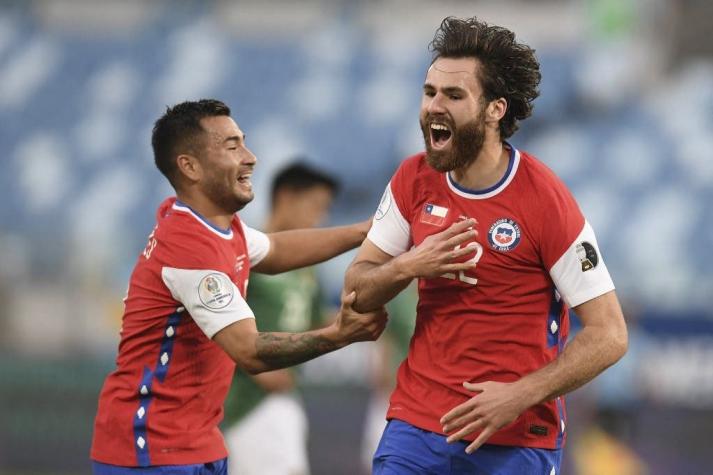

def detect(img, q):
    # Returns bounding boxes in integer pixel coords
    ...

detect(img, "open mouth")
[237,172,252,190]
[430,123,452,150]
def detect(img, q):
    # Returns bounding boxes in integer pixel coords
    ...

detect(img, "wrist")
[513,376,547,408]
[391,252,416,280]
[322,322,348,349]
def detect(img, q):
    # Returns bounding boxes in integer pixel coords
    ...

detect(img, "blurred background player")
[222,162,339,475]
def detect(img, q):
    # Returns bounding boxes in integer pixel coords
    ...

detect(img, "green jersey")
[223,268,323,426]
[384,283,418,370]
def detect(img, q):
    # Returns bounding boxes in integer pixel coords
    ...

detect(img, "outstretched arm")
[213,292,388,373]
[345,219,478,312]
[440,290,628,453]
[252,220,370,274]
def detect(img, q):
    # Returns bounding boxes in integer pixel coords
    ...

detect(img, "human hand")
[399,218,478,278]
[440,381,529,454]
[334,291,388,343]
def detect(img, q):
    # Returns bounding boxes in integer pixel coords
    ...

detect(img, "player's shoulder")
[151,198,231,269]
[392,152,440,189]
[516,148,574,199]
[397,152,431,176]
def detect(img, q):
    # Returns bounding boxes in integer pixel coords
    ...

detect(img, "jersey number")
[442,242,483,286]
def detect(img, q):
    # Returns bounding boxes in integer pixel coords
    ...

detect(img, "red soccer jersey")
[367,145,614,449]
[91,198,269,466]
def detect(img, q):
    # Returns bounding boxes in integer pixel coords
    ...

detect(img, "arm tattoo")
[255,332,340,370]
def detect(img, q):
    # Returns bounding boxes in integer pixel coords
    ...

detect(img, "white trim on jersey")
[172,201,234,240]
[549,221,615,308]
[367,182,412,256]
[161,268,255,339]
[446,148,521,200]
[240,220,271,266]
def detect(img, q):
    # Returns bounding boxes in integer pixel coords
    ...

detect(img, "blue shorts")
[373,419,562,475]
[92,459,227,475]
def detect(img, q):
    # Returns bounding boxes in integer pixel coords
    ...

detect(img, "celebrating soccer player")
[345,16,628,474]
[90,100,387,474]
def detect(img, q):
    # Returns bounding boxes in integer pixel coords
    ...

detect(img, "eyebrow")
[223,134,245,144]
[423,84,467,95]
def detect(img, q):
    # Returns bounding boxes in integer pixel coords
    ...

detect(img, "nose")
[242,147,257,166]
[427,93,447,115]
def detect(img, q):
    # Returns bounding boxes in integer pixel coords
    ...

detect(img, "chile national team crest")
[488,218,521,252]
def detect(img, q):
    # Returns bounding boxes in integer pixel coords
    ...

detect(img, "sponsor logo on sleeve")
[375,188,392,221]
[198,273,234,309]
[487,218,521,252]
[576,241,598,272]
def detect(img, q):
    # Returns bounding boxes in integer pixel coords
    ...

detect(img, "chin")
[425,149,459,172]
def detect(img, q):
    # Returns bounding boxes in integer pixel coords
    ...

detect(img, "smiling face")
[420,57,488,172]
[195,115,256,213]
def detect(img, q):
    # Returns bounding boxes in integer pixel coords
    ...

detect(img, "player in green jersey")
[223,162,339,475]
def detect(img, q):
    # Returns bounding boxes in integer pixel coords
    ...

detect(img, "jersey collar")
[445,142,520,200]
[172,200,234,240]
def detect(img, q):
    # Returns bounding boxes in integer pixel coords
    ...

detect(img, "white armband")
[549,221,615,308]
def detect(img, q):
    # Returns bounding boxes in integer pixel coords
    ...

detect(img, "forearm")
[256,223,368,274]
[514,324,628,407]
[247,326,346,373]
[345,258,413,313]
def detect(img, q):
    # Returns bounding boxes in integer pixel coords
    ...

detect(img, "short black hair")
[430,16,541,138]
[270,161,339,204]
[151,99,231,187]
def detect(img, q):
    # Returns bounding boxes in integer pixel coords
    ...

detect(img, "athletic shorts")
[92,458,227,475]
[373,419,562,475]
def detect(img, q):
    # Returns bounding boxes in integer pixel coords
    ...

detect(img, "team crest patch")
[488,218,521,251]
[576,241,598,272]
[198,273,234,309]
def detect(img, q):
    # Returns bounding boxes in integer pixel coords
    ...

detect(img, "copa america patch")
[576,241,598,272]
[198,273,234,309]
[487,218,521,252]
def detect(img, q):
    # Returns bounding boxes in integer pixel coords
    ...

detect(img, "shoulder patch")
[576,241,598,272]
[198,273,234,309]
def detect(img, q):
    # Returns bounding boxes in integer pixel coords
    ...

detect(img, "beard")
[203,176,253,215]
[420,114,486,173]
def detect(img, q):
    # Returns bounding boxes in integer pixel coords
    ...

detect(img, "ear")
[176,154,202,183]
[485,97,507,124]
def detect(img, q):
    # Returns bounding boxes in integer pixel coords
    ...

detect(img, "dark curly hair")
[429,16,541,139]
[152,99,231,187]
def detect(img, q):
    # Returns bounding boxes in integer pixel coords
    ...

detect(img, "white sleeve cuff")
[241,220,271,266]
[367,183,411,256]
[161,267,255,338]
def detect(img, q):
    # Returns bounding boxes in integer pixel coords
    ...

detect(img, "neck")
[450,139,509,191]
[176,191,233,230]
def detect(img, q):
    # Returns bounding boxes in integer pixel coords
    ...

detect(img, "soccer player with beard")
[91,100,387,474]
[345,17,628,474]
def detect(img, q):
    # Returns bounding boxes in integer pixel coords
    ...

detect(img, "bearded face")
[420,108,486,173]
[193,116,256,214]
